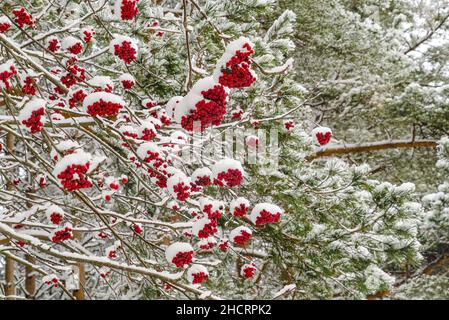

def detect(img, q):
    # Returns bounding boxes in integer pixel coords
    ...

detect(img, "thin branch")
[306,139,438,161]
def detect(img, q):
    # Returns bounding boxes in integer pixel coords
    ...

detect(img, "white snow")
[165,96,183,118]
[311,126,332,144]
[213,36,255,82]
[165,242,194,263]
[82,92,125,111]
[191,217,213,238]
[170,131,188,143]
[246,135,259,148]
[229,226,252,243]
[272,284,296,299]
[109,35,138,54]
[167,171,191,198]
[199,197,224,215]
[61,36,82,50]
[119,73,135,84]
[364,265,396,294]
[18,98,47,124]
[42,274,59,285]
[174,77,226,124]
[249,203,283,224]
[53,150,92,177]
[87,76,114,90]
[136,142,163,160]
[187,264,208,284]
[45,205,65,222]
[146,116,162,129]
[211,158,244,179]
[0,16,11,26]
[119,124,138,137]
[191,167,213,184]
[137,120,158,139]
[230,197,250,215]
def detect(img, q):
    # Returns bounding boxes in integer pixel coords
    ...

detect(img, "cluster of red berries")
[133,224,143,235]
[158,112,171,126]
[57,163,93,192]
[45,277,59,287]
[0,20,11,33]
[242,264,256,279]
[140,128,157,141]
[316,131,332,145]
[181,85,228,131]
[51,226,73,243]
[38,176,46,188]
[47,38,60,52]
[197,219,218,238]
[172,182,190,201]
[94,84,113,93]
[218,240,229,251]
[0,64,17,90]
[233,230,252,246]
[109,181,120,190]
[233,203,249,217]
[50,212,63,225]
[194,175,212,187]
[68,89,87,108]
[121,79,134,90]
[191,272,209,284]
[214,168,243,188]
[254,209,281,226]
[148,168,167,188]
[12,8,34,28]
[100,269,111,278]
[218,43,256,88]
[284,120,295,130]
[122,130,138,141]
[60,65,86,88]
[67,42,83,55]
[203,204,222,220]
[144,100,157,109]
[113,41,137,64]
[120,0,139,20]
[150,110,171,126]
[86,99,123,117]
[97,232,109,239]
[22,107,45,134]
[16,240,26,247]
[142,149,164,165]
[199,241,215,250]
[108,249,117,259]
[231,109,244,119]
[22,77,37,95]
[171,250,193,268]
[83,30,95,43]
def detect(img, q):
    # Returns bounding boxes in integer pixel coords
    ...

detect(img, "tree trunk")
[72,229,85,300]
[4,133,15,299]
[25,255,36,299]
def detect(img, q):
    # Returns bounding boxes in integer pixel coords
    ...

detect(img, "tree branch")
[306,139,438,161]
[404,12,449,54]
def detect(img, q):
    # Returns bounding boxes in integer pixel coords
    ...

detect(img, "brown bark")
[24,174,36,299]
[4,133,15,299]
[25,255,36,299]
[306,139,438,161]
[72,229,85,300]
